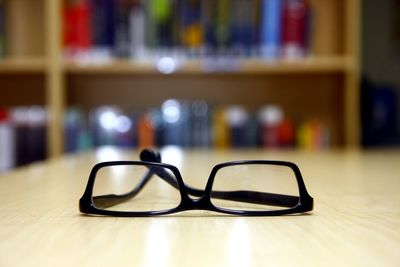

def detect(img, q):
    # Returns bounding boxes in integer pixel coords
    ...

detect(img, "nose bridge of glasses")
[140,148,161,163]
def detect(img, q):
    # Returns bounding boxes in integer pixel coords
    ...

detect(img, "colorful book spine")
[27,107,47,162]
[260,0,283,59]
[115,0,134,58]
[129,1,146,59]
[215,0,230,53]
[203,0,218,54]
[225,106,249,147]
[0,108,15,173]
[61,0,314,61]
[114,114,136,148]
[161,100,190,147]
[11,107,48,166]
[58,103,331,152]
[138,112,156,148]
[91,0,116,58]
[213,107,230,148]
[281,0,308,58]
[189,100,211,147]
[258,105,284,147]
[230,0,255,56]
[90,106,120,147]
[180,0,203,51]
[148,0,173,48]
[11,108,30,166]
[63,0,92,57]
[297,120,329,149]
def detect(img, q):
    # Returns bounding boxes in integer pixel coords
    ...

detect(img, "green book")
[216,0,230,52]
[148,0,173,48]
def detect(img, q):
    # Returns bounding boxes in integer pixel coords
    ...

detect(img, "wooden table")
[0,148,399,266]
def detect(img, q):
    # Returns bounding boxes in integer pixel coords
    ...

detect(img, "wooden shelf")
[0,58,46,73]
[64,56,350,75]
[0,0,361,157]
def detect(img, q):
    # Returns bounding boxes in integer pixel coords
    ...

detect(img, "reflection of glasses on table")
[79,149,314,216]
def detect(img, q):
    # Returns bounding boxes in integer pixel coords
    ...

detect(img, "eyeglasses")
[79,149,313,216]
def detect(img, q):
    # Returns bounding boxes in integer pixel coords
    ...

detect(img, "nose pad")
[184,195,210,210]
[188,195,202,201]
[140,148,161,163]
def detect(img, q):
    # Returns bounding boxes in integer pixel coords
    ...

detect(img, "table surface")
[0,147,399,267]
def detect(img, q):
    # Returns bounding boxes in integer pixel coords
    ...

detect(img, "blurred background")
[0,0,399,172]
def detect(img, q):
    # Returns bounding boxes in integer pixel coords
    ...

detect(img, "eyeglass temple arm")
[209,190,299,208]
[152,168,299,208]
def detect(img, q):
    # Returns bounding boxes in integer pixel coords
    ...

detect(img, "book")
[115,0,135,58]
[0,108,15,173]
[10,107,47,166]
[212,107,230,148]
[277,118,295,147]
[129,1,146,59]
[61,0,314,62]
[137,111,156,148]
[64,107,87,152]
[230,0,256,56]
[281,0,308,59]
[297,120,329,149]
[260,0,284,59]
[114,114,136,148]
[11,107,31,166]
[27,106,47,162]
[63,0,92,59]
[189,100,211,147]
[148,0,173,49]
[215,0,230,53]
[180,0,203,52]
[90,0,116,60]
[225,106,249,147]
[161,99,190,146]
[203,0,218,54]
[90,106,121,147]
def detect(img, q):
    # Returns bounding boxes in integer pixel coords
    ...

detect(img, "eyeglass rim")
[79,160,313,217]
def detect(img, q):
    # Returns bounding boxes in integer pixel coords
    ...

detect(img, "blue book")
[115,0,134,58]
[260,0,283,59]
[180,0,203,52]
[202,0,218,56]
[225,106,249,148]
[64,108,83,153]
[91,0,116,57]
[230,0,255,56]
[189,100,211,148]
[161,100,190,147]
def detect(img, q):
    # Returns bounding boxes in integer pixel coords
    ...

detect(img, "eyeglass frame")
[79,149,314,217]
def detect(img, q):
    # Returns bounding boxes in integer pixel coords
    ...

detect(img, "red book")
[277,119,295,147]
[281,0,307,58]
[63,0,92,55]
[137,114,155,149]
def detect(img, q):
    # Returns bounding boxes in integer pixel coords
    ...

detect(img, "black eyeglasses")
[79,149,313,216]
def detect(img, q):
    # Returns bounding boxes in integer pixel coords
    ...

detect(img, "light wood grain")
[45,0,65,158]
[0,149,399,267]
[5,0,45,57]
[344,0,361,147]
[64,57,348,75]
[0,58,46,73]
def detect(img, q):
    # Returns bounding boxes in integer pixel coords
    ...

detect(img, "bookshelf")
[0,0,361,158]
